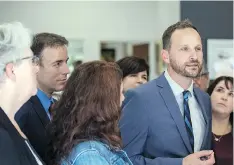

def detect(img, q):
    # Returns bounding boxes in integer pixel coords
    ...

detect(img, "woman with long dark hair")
[47,61,132,165]
[207,76,233,165]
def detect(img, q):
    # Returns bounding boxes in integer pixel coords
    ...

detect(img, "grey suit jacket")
[119,73,212,165]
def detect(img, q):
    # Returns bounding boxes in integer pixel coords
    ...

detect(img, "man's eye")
[181,47,189,51]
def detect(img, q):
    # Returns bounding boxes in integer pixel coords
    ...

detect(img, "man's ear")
[161,49,170,64]
[5,63,16,81]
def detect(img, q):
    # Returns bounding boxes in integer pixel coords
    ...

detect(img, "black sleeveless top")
[213,132,233,165]
[0,107,45,165]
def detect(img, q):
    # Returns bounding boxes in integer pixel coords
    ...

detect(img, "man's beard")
[169,57,203,78]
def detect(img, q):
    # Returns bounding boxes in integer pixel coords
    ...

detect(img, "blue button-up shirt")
[36,89,54,120]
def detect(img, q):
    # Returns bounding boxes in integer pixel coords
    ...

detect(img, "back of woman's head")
[48,60,123,165]
[116,56,149,78]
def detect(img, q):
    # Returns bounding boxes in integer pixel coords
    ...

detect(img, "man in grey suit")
[119,19,215,165]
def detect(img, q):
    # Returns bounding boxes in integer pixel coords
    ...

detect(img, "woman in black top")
[207,76,233,165]
[0,22,44,165]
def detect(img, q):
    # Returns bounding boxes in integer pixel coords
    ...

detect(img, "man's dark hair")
[31,32,68,58]
[162,19,198,50]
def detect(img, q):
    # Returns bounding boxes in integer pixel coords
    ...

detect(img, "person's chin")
[58,80,67,86]
[135,83,141,87]
[214,108,227,115]
[185,70,199,78]
[55,84,66,92]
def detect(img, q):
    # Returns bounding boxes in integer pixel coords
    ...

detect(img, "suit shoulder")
[123,79,159,108]
[194,87,210,99]
[129,79,158,96]
[19,97,34,112]
[15,97,34,122]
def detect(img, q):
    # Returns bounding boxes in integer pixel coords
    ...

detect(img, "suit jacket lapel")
[193,88,209,150]
[157,74,193,153]
[193,88,208,124]
[31,96,50,128]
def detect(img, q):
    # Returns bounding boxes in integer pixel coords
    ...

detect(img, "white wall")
[101,42,128,61]
[0,1,180,79]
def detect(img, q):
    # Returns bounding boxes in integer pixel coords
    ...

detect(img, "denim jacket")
[61,140,133,165]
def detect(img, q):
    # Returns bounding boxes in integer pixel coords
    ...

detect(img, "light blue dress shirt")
[36,89,54,120]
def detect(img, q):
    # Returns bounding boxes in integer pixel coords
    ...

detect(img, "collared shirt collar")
[164,69,194,97]
[36,88,54,115]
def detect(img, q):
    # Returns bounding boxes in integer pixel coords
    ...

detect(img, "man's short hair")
[162,19,198,50]
[31,33,68,58]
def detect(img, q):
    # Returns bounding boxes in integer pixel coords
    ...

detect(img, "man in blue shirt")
[15,32,70,162]
[36,89,55,120]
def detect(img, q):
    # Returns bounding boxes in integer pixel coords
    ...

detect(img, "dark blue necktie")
[183,90,194,152]
[48,101,54,120]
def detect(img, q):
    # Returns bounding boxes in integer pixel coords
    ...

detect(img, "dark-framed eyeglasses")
[4,55,40,71]
[20,55,40,65]
[2,55,40,71]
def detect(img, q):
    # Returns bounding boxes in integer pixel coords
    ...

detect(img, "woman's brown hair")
[46,61,123,165]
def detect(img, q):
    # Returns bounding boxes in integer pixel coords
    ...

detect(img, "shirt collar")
[164,69,194,97]
[36,88,54,113]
